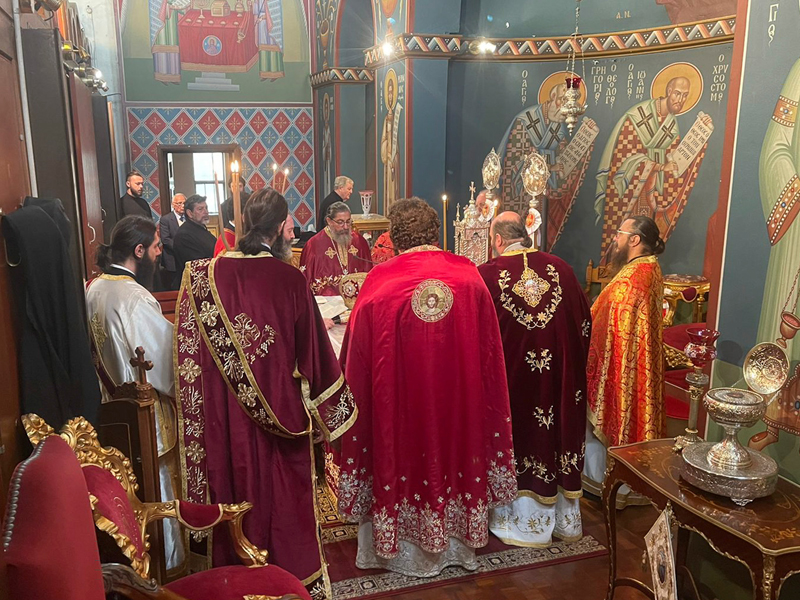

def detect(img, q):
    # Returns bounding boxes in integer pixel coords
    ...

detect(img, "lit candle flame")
[231,160,239,173]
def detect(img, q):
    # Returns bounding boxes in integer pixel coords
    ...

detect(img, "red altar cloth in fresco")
[178,9,257,71]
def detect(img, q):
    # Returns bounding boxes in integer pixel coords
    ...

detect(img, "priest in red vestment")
[584,215,665,507]
[337,197,517,577]
[478,212,591,547]
[300,202,371,295]
[175,189,356,600]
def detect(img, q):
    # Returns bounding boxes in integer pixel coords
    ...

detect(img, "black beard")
[135,254,156,290]
[609,243,628,273]
[271,235,292,263]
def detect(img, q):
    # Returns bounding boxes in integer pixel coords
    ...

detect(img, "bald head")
[172,193,186,216]
[491,211,532,257]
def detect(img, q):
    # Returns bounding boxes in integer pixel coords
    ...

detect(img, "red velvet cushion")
[2,437,105,600]
[175,499,224,529]
[82,464,147,560]
[666,394,690,420]
[165,564,312,600]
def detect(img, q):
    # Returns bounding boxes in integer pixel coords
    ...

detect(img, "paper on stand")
[316,295,348,319]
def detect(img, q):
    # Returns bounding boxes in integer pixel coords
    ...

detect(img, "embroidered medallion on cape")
[411,279,454,323]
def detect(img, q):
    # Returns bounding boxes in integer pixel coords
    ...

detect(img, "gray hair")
[326,201,351,220]
[334,176,353,191]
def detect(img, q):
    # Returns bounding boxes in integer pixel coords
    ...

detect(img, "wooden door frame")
[156,144,241,216]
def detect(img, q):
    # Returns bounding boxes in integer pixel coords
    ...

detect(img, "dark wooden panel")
[68,74,102,278]
[92,95,120,241]
[0,13,30,520]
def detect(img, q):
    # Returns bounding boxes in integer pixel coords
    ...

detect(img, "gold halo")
[538,71,587,106]
[384,68,398,110]
[650,62,703,115]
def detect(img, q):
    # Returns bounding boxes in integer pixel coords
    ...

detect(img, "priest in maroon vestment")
[337,197,517,578]
[478,212,591,547]
[300,202,372,295]
[174,189,357,600]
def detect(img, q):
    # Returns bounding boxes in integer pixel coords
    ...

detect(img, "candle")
[214,171,231,252]
[271,163,278,188]
[231,160,242,246]
[441,194,448,252]
[283,168,290,194]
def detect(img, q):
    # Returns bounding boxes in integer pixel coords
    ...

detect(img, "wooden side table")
[352,214,389,247]
[604,439,800,600]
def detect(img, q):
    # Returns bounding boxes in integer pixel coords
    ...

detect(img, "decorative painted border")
[126,106,317,228]
[310,67,374,88]
[364,16,735,67]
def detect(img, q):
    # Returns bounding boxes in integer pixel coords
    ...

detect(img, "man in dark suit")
[119,170,152,219]
[159,193,186,290]
[173,194,216,288]
[317,175,353,231]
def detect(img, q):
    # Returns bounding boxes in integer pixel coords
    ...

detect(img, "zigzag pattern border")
[363,16,735,67]
[310,68,374,88]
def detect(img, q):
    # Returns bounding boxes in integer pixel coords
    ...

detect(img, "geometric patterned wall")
[126,106,316,228]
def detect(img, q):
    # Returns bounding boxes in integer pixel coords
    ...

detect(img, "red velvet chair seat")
[165,564,312,600]
[663,323,706,422]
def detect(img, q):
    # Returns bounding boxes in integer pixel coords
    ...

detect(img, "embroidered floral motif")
[185,418,203,438]
[411,279,454,323]
[232,313,260,348]
[256,325,276,357]
[89,313,107,352]
[325,247,337,259]
[582,319,591,337]
[237,383,258,408]
[186,441,205,464]
[526,348,552,373]
[299,265,306,273]
[325,386,355,431]
[221,351,244,380]
[178,358,201,383]
[558,450,583,475]
[208,328,231,348]
[348,245,359,256]
[190,270,211,298]
[310,275,342,294]
[309,582,326,600]
[178,332,200,355]
[180,306,197,331]
[198,301,219,326]
[534,405,555,430]
[187,465,207,497]
[575,389,583,405]
[181,387,203,415]
[517,455,556,483]
[498,264,562,330]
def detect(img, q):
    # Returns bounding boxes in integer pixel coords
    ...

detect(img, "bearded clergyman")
[300,201,372,295]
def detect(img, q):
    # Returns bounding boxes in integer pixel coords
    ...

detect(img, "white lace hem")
[489,492,582,547]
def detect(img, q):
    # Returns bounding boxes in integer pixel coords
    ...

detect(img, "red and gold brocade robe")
[587,255,665,447]
[478,248,591,503]
[175,253,357,600]
[337,246,517,559]
[299,228,372,295]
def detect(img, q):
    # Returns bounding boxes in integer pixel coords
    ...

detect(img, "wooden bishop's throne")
[2,346,310,600]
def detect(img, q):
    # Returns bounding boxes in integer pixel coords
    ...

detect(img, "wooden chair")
[584,258,614,296]
[20,414,312,600]
[153,290,179,323]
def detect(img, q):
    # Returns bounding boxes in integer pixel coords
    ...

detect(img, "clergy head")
[184,195,210,227]
[125,170,144,199]
[326,202,353,247]
[490,211,533,257]
[172,193,186,216]
[239,187,293,262]
[388,197,440,253]
[610,215,666,271]
[547,83,568,123]
[334,176,354,201]
[664,77,691,115]
[96,215,161,290]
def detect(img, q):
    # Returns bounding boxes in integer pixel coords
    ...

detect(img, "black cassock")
[173,218,216,287]
[1,205,100,427]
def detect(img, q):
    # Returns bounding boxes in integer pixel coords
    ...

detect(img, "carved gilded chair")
[21,414,312,600]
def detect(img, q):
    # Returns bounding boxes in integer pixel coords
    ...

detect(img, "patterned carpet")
[316,484,607,600]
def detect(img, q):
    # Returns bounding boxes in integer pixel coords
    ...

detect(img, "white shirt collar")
[109,264,136,276]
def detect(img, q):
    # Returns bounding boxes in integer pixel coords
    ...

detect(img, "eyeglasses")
[331,219,352,226]
[615,230,638,237]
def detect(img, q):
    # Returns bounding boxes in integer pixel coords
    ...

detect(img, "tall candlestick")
[214,171,231,252]
[231,160,242,247]
[283,168,290,194]
[442,194,448,252]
